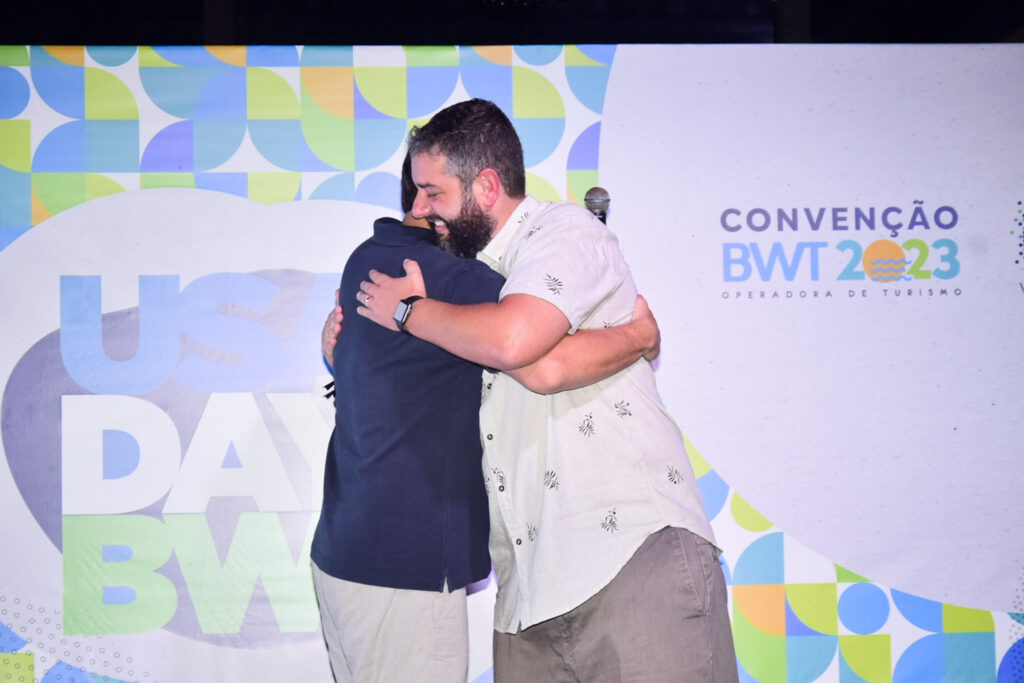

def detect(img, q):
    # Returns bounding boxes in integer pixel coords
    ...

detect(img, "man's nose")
[411,190,432,220]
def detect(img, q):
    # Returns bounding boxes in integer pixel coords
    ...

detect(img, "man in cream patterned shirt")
[357,99,738,682]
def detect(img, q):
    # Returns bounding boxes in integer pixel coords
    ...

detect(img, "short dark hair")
[407,99,526,199]
[400,151,416,213]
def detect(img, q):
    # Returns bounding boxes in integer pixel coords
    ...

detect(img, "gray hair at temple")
[407,98,526,199]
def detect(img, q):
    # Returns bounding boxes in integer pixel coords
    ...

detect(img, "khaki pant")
[493,526,739,683]
[312,562,469,683]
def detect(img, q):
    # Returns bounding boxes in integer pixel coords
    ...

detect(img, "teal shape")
[566,64,611,114]
[310,173,356,201]
[248,119,335,171]
[839,583,890,635]
[515,45,562,65]
[514,117,565,167]
[87,121,139,171]
[946,633,995,682]
[34,120,138,172]
[567,122,601,170]
[355,170,402,212]
[732,531,783,585]
[891,589,942,632]
[786,634,837,682]
[301,45,354,67]
[838,653,873,683]
[193,119,246,171]
[248,45,299,67]
[0,66,31,118]
[0,166,31,251]
[408,66,459,118]
[141,66,225,119]
[88,46,136,67]
[354,118,408,171]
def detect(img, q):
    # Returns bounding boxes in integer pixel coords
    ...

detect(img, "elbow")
[514,358,570,395]
[491,321,548,371]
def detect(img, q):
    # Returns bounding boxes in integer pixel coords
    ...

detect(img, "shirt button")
[486,434,493,440]
[487,383,492,389]
[498,485,505,492]
[515,538,522,545]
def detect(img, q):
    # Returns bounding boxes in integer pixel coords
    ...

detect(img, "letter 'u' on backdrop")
[0,44,1022,682]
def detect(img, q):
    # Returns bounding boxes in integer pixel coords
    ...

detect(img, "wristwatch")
[393,295,423,332]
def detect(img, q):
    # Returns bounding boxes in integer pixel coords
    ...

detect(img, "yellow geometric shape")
[85,173,126,200]
[248,68,300,119]
[302,67,354,118]
[85,68,139,120]
[683,434,712,477]
[731,493,774,532]
[513,67,564,119]
[249,172,301,204]
[786,583,838,635]
[139,47,177,67]
[0,120,31,172]
[565,45,603,67]
[943,604,995,633]
[839,634,892,683]
[0,652,34,683]
[208,46,247,66]
[353,67,406,118]
[404,45,458,67]
[524,171,561,202]
[43,45,83,66]
[733,584,787,636]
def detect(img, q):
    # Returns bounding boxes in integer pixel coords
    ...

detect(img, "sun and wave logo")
[863,240,912,283]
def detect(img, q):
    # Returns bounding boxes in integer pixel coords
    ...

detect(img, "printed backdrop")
[0,44,1022,682]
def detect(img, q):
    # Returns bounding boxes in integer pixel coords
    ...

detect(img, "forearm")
[405,295,565,370]
[508,324,649,394]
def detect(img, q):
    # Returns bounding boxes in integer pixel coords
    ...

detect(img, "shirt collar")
[478,196,540,269]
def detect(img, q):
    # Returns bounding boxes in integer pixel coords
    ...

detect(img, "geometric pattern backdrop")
[1,45,1022,683]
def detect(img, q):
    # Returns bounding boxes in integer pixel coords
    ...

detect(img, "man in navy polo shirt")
[311,155,660,682]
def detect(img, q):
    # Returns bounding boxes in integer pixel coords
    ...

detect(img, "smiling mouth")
[431,219,449,236]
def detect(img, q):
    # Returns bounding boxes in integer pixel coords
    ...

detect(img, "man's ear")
[473,168,503,209]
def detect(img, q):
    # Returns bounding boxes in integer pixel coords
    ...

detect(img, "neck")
[488,195,526,239]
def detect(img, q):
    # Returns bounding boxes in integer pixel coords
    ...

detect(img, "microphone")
[584,186,610,224]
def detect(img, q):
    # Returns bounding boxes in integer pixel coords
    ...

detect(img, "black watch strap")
[393,295,423,332]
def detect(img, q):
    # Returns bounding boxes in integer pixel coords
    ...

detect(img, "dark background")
[3,0,1024,46]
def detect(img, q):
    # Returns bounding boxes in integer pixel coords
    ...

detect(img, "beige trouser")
[493,526,739,683]
[312,562,469,683]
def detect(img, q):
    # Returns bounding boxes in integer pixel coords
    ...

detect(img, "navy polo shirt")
[311,217,505,591]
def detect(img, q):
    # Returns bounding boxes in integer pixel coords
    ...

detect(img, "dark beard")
[437,195,495,259]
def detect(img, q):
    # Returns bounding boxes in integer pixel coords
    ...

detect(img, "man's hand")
[631,294,661,362]
[322,289,343,369]
[356,259,427,331]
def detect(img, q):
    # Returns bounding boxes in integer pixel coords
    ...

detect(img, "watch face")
[394,301,410,330]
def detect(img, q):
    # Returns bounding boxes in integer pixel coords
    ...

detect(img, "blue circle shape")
[839,582,890,634]
[0,67,31,118]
